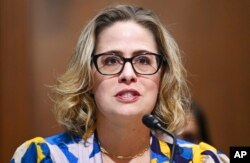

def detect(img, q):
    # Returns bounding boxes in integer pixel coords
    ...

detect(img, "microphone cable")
[142,114,176,163]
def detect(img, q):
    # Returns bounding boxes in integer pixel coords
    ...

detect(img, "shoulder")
[11,133,82,163]
[11,137,51,163]
[45,132,82,145]
[176,139,229,163]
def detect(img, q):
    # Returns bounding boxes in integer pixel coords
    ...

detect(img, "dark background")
[1,0,249,162]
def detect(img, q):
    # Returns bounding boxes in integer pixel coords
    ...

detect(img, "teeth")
[120,92,134,98]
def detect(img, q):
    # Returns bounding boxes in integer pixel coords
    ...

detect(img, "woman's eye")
[103,56,120,65]
[135,56,150,65]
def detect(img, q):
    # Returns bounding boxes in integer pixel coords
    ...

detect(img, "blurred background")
[1,0,249,162]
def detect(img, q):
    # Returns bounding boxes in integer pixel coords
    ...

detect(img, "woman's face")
[92,21,162,122]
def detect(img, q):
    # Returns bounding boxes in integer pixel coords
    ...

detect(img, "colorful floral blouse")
[11,132,229,163]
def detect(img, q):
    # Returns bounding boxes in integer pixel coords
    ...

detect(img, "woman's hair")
[52,4,190,138]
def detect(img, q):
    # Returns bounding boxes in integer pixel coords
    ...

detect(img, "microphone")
[142,114,176,163]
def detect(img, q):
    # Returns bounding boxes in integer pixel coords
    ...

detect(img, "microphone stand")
[155,123,176,163]
[142,114,176,163]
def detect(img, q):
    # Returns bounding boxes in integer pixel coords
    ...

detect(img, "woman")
[11,5,229,163]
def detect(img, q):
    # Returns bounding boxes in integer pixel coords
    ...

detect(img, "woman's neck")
[96,115,151,162]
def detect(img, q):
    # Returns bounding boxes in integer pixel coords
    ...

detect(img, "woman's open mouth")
[115,89,141,103]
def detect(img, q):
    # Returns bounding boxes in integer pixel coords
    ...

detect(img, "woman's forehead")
[95,21,157,55]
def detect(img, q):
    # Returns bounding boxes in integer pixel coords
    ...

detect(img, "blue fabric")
[89,134,101,158]
[38,143,53,163]
[21,143,37,162]
[57,142,78,163]
[11,132,229,163]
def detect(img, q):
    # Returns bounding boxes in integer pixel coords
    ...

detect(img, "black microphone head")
[143,114,176,163]
[142,114,160,130]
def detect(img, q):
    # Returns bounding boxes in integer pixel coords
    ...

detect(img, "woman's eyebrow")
[133,50,155,55]
[97,50,156,56]
[96,50,122,55]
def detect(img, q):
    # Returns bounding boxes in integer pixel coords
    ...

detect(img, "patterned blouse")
[11,132,229,163]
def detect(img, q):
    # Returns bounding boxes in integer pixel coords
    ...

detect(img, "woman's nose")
[118,62,137,84]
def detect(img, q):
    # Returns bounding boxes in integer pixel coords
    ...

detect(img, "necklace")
[100,145,150,160]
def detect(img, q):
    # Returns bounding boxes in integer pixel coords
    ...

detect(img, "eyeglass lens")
[95,54,161,75]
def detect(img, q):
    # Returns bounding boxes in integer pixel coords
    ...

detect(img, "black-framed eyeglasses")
[91,52,165,75]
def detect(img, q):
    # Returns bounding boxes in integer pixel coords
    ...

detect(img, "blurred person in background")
[178,101,211,144]
[11,4,229,163]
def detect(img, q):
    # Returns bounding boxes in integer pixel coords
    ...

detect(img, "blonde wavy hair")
[52,4,190,138]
